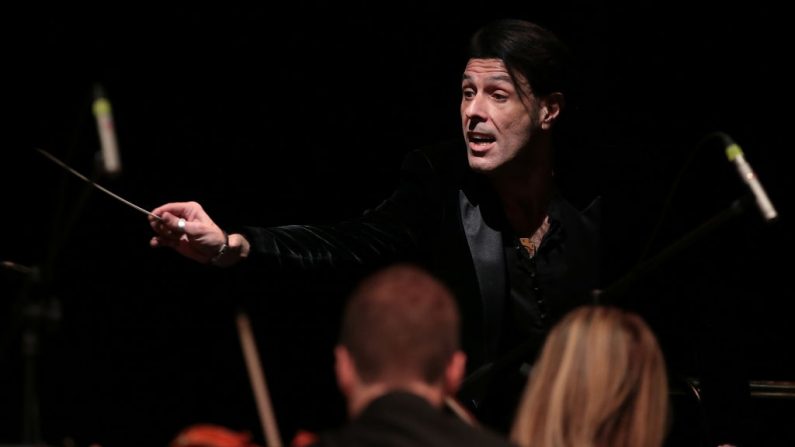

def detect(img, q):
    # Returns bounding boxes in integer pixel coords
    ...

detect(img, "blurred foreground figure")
[511,305,669,447]
[294,264,515,447]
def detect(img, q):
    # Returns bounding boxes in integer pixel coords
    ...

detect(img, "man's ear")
[335,345,356,397]
[540,92,565,130]
[443,351,467,396]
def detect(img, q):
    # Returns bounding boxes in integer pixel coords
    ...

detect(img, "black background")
[2,2,793,446]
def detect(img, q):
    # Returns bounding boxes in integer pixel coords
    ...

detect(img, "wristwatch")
[209,230,229,266]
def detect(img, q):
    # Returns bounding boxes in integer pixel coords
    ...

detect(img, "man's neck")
[347,381,445,418]
[491,164,553,236]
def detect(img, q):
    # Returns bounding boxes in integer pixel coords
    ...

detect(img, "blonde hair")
[510,305,669,447]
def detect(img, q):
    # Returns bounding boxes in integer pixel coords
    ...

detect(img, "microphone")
[92,84,121,177]
[722,134,778,222]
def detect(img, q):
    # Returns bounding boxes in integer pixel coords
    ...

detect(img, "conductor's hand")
[149,201,248,267]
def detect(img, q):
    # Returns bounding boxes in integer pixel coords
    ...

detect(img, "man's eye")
[492,92,508,101]
[462,89,475,99]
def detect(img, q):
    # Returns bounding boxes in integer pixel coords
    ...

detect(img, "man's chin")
[467,157,496,174]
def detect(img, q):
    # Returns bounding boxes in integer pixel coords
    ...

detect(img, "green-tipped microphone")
[724,135,778,222]
[93,84,121,177]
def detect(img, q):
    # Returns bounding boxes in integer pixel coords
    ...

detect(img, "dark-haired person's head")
[334,264,466,417]
[461,19,570,178]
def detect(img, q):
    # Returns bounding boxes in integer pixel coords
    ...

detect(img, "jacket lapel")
[459,188,505,360]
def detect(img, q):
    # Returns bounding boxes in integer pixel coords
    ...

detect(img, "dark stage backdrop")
[2,3,793,446]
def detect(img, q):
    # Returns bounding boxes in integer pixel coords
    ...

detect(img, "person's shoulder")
[428,399,516,447]
[550,194,601,232]
[401,138,468,181]
[469,425,517,447]
[447,422,518,447]
[328,392,517,447]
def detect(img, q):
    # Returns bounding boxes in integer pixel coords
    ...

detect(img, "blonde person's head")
[511,305,669,447]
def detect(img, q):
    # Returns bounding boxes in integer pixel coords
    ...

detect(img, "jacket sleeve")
[239,148,445,270]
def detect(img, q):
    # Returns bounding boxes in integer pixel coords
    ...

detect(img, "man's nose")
[464,95,487,126]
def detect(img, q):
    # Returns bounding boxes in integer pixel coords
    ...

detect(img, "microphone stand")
[28,171,103,446]
[596,194,752,304]
[1,260,61,447]
[5,87,108,446]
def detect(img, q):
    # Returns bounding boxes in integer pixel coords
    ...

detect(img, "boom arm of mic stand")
[598,196,750,304]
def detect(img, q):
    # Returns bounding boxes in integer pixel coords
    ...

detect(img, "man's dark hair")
[339,264,460,384]
[468,19,572,99]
